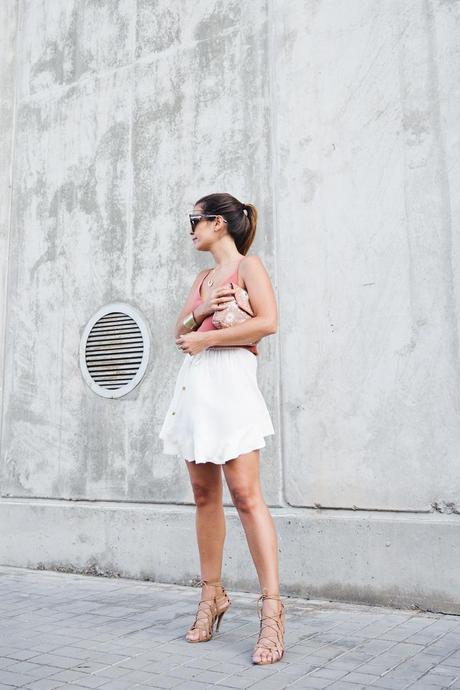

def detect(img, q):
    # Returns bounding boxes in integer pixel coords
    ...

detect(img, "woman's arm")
[174,269,210,338]
[204,255,278,347]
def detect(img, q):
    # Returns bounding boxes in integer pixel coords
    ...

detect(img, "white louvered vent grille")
[80,304,150,398]
[85,311,143,390]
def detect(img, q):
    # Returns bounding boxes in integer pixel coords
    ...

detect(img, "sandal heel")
[215,601,231,632]
[185,579,231,643]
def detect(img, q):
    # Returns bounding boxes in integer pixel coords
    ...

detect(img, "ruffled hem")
[160,423,275,465]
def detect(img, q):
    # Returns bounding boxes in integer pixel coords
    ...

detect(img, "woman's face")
[189,205,218,252]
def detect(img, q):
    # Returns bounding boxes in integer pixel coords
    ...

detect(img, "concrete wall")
[1,0,459,614]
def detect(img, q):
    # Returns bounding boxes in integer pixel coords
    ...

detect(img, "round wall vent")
[79,302,151,398]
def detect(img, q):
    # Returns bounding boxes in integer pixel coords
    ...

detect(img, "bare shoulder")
[238,255,271,291]
[240,254,268,274]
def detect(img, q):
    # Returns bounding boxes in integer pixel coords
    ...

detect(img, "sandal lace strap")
[188,579,230,635]
[197,578,224,588]
[254,593,285,654]
[189,597,217,632]
[197,579,229,602]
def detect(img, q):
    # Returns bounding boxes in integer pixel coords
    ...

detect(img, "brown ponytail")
[241,203,257,255]
[194,192,258,255]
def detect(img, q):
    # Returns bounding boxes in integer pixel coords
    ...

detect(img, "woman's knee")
[186,461,222,507]
[230,486,262,513]
[191,481,222,507]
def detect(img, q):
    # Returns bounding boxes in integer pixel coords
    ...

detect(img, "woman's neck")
[209,252,243,268]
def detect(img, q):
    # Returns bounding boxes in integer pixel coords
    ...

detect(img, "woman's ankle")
[200,580,224,594]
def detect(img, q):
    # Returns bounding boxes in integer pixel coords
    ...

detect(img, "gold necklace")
[206,259,241,287]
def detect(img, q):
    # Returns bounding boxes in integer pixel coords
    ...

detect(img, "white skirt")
[159,346,275,465]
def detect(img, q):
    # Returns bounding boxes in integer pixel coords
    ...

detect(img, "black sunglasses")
[188,213,228,230]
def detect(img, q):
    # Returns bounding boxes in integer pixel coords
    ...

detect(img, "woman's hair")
[194,192,257,255]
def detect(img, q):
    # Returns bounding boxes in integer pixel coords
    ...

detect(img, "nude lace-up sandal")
[252,590,285,664]
[185,579,232,643]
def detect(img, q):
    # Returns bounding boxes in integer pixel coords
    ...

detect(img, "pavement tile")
[0,566,459,690]
[58,675,109,689]
[340,670,382,684]
[287,675,332,687]
[135,674,185,688]
[23,680,65,690]
[327,680,368,690]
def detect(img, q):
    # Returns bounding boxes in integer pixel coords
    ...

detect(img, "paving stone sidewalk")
[0,565,459,690]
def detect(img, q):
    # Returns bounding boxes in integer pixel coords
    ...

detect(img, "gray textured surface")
[0,565,460,690]
[0,1,459,611]
[0,501,458,615]
[1,0,278,505]
[273,0,460,512]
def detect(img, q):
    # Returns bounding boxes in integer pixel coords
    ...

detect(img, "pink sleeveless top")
[190,258,258,356]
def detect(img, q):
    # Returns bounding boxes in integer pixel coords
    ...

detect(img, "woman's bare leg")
[185,459,227,641]
[222,449,282,663]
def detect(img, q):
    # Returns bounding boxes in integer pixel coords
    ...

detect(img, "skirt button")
[182,386,186,390]
[172,411,176,415]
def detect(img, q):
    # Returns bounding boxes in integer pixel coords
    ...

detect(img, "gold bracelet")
[183,311,198,330]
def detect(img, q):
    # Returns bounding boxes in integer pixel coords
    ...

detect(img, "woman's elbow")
[264,318,277,335]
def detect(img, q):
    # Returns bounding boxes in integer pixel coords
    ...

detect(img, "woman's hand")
[176,331,211,356]
[199,284,237,319]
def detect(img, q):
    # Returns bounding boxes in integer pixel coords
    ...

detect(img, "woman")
[159,193,285,665]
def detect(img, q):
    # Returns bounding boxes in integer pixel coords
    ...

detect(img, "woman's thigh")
[185,459,223,502]
[222,450,263,505]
